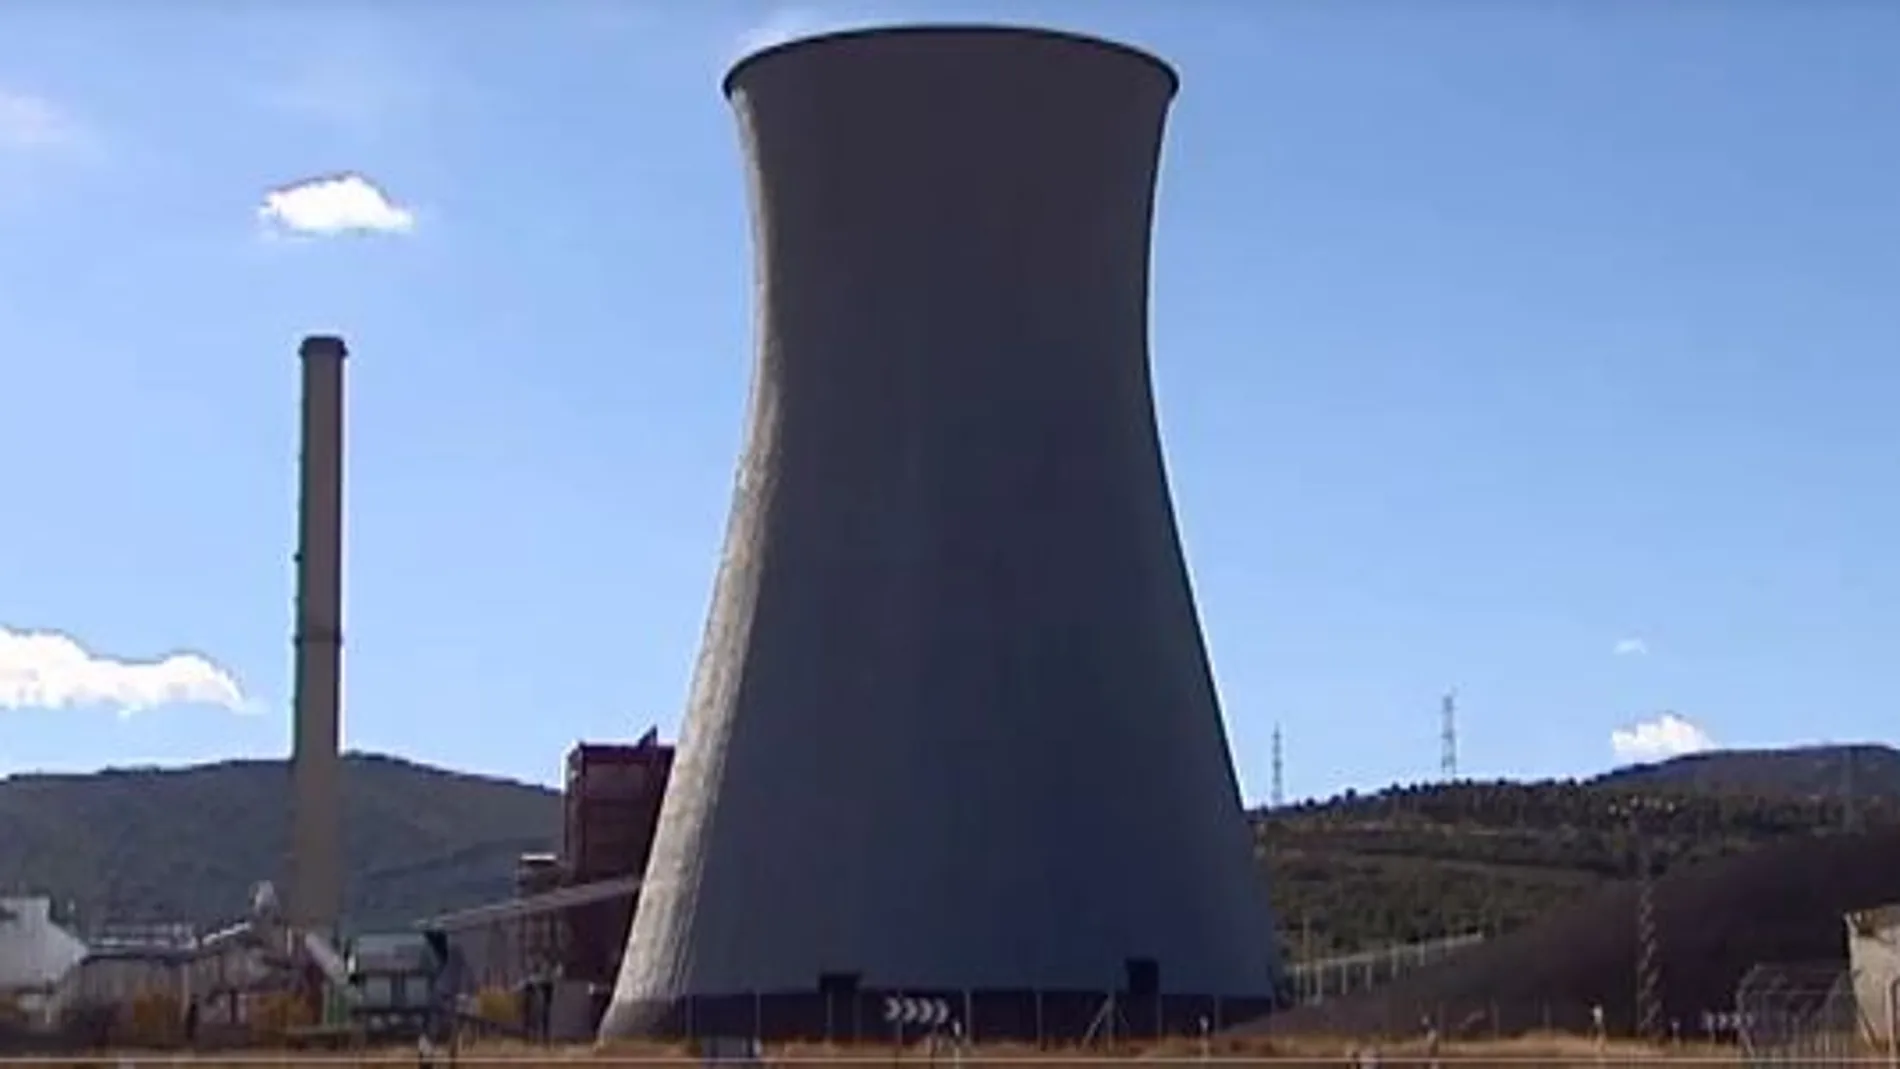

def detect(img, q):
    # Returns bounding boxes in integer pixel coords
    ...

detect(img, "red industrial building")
[421,729,673,1039]
[561,730,673,986]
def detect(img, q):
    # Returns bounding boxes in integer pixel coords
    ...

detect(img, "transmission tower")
[1843,746,1860,833]
[1634,825,1663,1040]
[1440,690,1459,781]
[1271,723,1285,809]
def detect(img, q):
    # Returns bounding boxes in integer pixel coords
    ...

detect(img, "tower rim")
[721,24,1180,101]
[298,334,349,361]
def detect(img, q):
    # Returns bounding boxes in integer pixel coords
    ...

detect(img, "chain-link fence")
[1735,962,1865,1066]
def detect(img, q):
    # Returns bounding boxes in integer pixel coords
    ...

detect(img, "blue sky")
[1,1,1896,804]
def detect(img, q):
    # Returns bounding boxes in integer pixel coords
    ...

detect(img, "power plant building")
[0,898,86,994]
[562,734,674,989]
[603,26,1281,1042]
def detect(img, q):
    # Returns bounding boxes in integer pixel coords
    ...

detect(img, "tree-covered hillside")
[1261,757,1894,959]
[0,744,1890,953]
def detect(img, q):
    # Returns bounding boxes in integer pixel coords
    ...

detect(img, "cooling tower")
[602,26,1280,1041]
[288,334,346,934]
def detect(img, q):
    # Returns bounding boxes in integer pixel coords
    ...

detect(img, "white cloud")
[0,627,248,717]
[1611,711,1714,763]
[0,89,95,155]
[1613,637,1649,657]
[258,172,415,237]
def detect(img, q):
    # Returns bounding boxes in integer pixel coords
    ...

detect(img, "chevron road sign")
[883,995,951,1028]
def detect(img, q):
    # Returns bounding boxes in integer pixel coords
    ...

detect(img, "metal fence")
[1260,983,1818,1048]
[1285,932,1488,1006]
[607,989,1281,1047]
[1736,962,1867,1066]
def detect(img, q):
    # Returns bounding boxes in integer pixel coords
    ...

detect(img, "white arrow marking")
[883,996,901,1023]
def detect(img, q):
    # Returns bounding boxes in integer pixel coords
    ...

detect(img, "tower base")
[600,987,1280,1044]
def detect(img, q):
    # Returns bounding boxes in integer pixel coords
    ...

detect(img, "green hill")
[0,753,560,933]
[1597,742,1900,798]
[1261,747,1899,959]
[0,744,1890,951]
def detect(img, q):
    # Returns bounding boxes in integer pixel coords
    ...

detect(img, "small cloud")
[258,172,415,237]
[1611,711,1713,763]
[0,626,249,718]
[0,89,95,155]
[1613,637,1649,657]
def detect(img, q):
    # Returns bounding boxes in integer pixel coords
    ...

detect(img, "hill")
[0,753,560,933]
[1258,745,1900,959]
[1268,826,1900,1037]
[1597,743,1900,799]
[0,744,1893,952]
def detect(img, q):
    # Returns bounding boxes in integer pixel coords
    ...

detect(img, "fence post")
[963,988,973,1046]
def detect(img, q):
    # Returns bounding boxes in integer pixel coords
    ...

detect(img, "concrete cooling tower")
[602,25,1281,1042]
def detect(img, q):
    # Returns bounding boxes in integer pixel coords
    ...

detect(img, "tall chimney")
[289,333,346,934]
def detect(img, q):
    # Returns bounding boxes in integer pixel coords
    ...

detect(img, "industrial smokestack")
[289,333,346,935]
[602,27,1280,1041]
